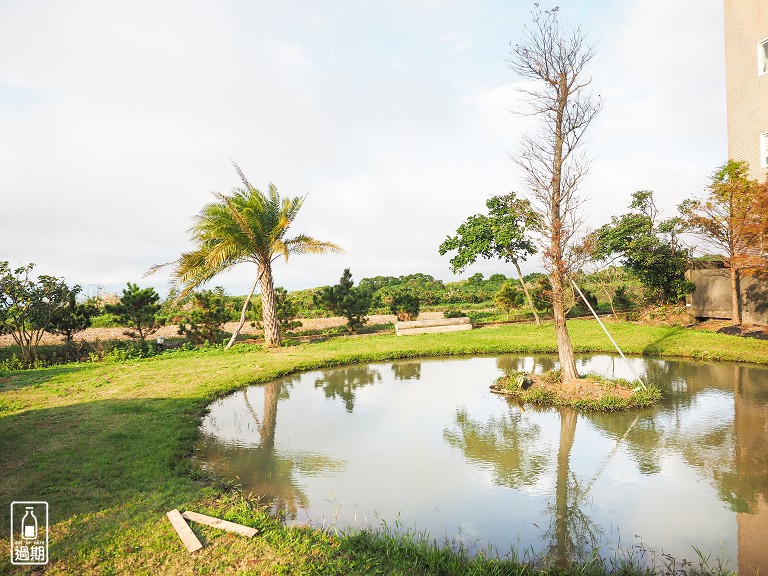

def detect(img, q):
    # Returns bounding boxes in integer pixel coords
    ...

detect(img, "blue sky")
[0,0,726,296]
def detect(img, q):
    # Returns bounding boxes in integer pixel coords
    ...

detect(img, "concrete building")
[723,0,768,180]
[686,260,768,324]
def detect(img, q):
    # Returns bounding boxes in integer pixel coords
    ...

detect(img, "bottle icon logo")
[10,501,48,565]
[21,507,38,540]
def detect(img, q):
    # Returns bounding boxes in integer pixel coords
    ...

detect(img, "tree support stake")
[569,277,646,390]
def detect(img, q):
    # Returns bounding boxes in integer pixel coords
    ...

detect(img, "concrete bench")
[394,317,472,336]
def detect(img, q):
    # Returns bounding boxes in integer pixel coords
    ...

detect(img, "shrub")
[48,286,97,342]
[443,309,465,319]
[572,287,598,315]
[90,313,122,328]
[613,285,633,309]
[493,282,525,316]
[314,269,372,332]
[389,288,420,321]
[105,283,163,342]
[178,288,231,344]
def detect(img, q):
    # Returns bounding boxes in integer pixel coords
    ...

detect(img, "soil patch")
[695,319,768,341]
[0,312,445,348]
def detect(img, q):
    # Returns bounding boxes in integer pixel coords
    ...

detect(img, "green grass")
[1,320,762,574]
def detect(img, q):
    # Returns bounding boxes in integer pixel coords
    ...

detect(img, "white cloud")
[0,0,727,294]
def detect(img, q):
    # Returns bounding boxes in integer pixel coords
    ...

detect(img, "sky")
[0,0,727,296]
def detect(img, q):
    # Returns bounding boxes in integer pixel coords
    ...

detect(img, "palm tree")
[151,163,342,348]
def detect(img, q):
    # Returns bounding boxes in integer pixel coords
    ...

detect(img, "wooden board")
[166,509,203,553]
[182,511,258,537]
[394,317,470,330]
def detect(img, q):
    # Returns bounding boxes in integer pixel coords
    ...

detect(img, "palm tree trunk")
[225,269,261,350]
[261,381,279,449]
[513,260,541,327]
[260,264,281,347]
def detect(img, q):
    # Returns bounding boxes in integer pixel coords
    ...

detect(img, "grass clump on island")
[0,320,764,574]
[491,368,662,411]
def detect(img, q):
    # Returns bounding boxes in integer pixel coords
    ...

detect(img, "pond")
[196,354,768,572]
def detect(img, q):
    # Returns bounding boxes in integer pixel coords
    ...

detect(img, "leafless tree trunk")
[509,7,602,383]
[555,407,577,567]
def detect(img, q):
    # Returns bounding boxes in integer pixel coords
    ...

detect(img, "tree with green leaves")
[48,284,97,343]
[494,282,525,316]
[314,269,372,332]
[105,283,163,342]
[0,262,72,365]
[150,163,342,348]
[678,160,768,325]
[581,266,634,319]
[178,287,231,344]
[592,191,694,304]
[439,193,541,326]
[388,287,420,321]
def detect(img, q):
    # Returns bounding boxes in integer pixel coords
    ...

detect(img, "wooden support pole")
[166,509,203,553]
[182,511,258,537]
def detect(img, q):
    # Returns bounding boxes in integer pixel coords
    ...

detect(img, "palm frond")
[171,248,246,300]
[214,191,260,251]
[143,261,175,277]
[283,235,345,256]
[231,160,254,190]
[158,165,340,302]
[271,239,291,263]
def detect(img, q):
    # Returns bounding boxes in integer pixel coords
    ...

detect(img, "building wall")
[724,0,768,180]
[686,261,768,325]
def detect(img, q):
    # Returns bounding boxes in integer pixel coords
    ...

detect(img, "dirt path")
[0,312,446,347]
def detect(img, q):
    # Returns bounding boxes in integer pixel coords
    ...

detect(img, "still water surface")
[196,355,768,572]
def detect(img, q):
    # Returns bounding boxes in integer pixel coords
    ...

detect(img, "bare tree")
[509,6,602,383]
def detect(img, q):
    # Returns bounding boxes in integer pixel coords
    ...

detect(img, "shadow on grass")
[0,397,206,536]
[641,327,684,357]
[0,365,91,392]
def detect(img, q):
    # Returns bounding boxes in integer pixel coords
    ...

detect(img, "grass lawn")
[1,320,765,575]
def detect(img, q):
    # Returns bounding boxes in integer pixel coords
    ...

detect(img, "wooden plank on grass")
[181,511,258,537]
[166,509,203,553]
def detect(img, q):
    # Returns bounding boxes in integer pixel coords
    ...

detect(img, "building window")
[762,133,768,168]
[760,39,768,76]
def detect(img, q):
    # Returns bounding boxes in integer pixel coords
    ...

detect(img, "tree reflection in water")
[314,365,382,412]
[443,403,602,566]
[198,376,343,520]
[197,355,768,570]
[391,361,421,381]
[496,355,557,376]
[443,408,547,487]
[545,408,601,566]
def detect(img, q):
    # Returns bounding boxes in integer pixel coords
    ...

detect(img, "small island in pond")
[490,370,662,411]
